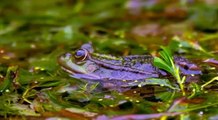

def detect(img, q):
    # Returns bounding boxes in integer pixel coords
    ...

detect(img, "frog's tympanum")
[58,43,201,90]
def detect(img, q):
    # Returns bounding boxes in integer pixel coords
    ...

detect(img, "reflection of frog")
[58,43,201,89]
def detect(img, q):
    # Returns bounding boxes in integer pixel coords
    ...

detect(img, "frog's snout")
[62,52,72,60]
[58,52,72,65]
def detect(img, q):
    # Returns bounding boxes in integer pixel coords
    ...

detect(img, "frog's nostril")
[64,53,72,59]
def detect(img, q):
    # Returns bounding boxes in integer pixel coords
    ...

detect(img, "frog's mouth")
[58,53,101,80]
[58,53,87,74]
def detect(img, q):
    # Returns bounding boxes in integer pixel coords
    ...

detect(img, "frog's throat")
[61,66,101,80]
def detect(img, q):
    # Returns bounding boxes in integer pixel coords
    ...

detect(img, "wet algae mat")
[0,0,218,119]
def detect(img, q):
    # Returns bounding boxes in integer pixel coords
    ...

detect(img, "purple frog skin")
[58,43,201,89]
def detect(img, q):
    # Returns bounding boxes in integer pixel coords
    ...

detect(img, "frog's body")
[58,43,201,88]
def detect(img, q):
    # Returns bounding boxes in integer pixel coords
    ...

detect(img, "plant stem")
[201,76,218,90]
[179,82,186,96]
[174,67,186,96]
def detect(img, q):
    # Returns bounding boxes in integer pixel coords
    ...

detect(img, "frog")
[58,43,201,90]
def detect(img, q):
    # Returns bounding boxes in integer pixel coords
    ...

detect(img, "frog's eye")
[74,49,88,61]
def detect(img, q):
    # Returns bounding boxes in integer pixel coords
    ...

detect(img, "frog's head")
[58,43,100,79]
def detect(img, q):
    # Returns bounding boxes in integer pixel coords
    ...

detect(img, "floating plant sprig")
[201,76,218,90]
[153,47,186,96]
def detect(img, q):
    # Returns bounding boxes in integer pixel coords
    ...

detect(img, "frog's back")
[122,55,157,73]
[84,54,160,82]
[90,53,158,74]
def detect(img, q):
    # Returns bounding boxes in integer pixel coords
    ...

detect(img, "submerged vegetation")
[0,0,218,119]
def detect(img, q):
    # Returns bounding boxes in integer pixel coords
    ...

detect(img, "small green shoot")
[188,83,201,99]
[154,47,186,96]
[201,76,218,90]
[78,83,99,93]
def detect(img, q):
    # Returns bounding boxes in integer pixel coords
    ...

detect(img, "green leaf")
[144,78,177,90]
[127,78,177,90]
[46,91,76,108]
[159,47,173,66]
[153,57,173,74]
[0,66,18,92]
[39,80,64,88]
